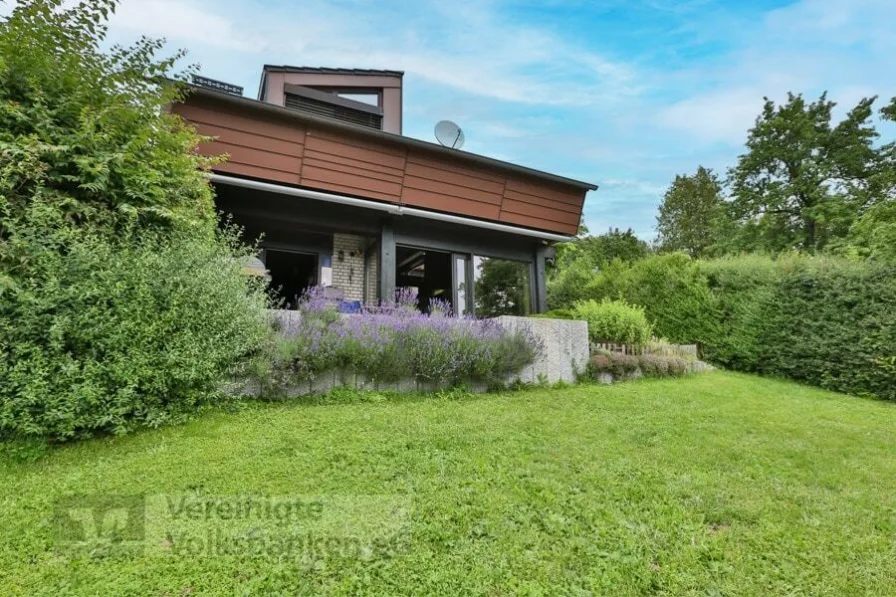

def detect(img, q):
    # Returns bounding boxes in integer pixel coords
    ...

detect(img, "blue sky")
[84,0,896,238]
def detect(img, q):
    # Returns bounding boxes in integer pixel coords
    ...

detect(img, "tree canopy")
[0,0,217,246]
[726,92,881,253]
[655,166,728,257]
[0,0,271,440]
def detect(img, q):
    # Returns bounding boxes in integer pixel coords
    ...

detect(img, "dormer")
[257,66,404,134]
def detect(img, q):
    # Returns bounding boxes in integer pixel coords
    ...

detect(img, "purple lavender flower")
[267,285,538,387]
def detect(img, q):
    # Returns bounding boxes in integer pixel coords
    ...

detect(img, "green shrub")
[0,0,217,237]
[0,2,272,441]
[0,220,271,440]
[639,354,691,377]
[589,353,639,378]
[694,255,896,400]
[638,354,669,377]
[609,353,641,377]
[572,299,652,345]
[554,253,719,345]
[698,254,787,370]
[664,356,690,377]
[591,352,697,381]
[551,242,896,398]
[548,254,600,308]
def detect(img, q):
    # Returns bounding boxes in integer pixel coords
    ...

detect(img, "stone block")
[495,316,589,384]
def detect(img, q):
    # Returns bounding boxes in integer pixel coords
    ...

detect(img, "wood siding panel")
[407,153,505,184]
[191,122,304,157]
[210,141,300,174]
[214,161,300,185]
[504,177,584,208]
[404,161,505,195]
[300,178,398,203]
[173,100,305,184]
[174,103,306,144]
[501,198,581,227]
[301,129,407,202]
[303,151,404,184]
[301,165,403,200]
[503,189,582,215]
[303,131,406,170]
[175,96,590,236]
[500,210,579,235]
[402,175,503,206]
[401,187,501,220]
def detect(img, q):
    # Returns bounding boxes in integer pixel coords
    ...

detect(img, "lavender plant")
[259,287,541,391]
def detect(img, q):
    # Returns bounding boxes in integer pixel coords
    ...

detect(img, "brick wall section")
[331,233,366,301]
[364,248,378,306]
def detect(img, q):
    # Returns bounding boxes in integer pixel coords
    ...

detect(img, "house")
[172,66,597,314]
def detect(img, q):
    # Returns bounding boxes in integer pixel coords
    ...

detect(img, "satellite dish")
[434,120,465,149]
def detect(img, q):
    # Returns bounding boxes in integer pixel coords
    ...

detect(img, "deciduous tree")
[655,166,728,257]
[845,96,896,261]
[728,93,879,252]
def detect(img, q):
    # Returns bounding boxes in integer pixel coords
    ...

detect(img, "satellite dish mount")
[434,120,465,149]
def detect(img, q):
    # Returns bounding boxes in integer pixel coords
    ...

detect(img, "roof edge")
[184,85,598,192]
[262,65,405,77]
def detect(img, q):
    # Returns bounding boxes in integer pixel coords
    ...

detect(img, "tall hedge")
[0,1,273,440]
[752,259,896,400]
[699,254,786,371]
[0,217,272,440]
[696,256,896,400]
[550,252,896,400]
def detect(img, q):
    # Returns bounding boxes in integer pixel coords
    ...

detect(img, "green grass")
[1,372,895,596]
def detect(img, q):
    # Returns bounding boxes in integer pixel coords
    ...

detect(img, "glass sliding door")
[472,256,532,317]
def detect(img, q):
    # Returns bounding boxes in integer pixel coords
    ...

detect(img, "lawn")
[1,372,895,596]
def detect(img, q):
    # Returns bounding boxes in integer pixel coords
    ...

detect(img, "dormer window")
[283,84,383,130]
[332,91,380,107]
[258,66,404,134]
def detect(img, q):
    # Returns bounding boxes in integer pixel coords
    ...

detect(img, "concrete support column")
[378,220,396,305]
[534,245,548,313]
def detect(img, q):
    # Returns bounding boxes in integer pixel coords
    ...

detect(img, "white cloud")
[654,0,896,146]
[108,0,265,52]
[657,88,766,145]
[99,0,642,108]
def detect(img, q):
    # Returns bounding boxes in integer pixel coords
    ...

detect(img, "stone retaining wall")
[256,311,590,396]
[496,316,589,384]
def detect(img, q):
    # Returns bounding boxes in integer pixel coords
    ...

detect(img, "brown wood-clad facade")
[173,92,592,236]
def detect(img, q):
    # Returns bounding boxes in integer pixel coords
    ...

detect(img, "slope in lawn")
[1,372,894,595]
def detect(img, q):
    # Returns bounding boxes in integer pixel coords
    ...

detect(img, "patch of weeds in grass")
[0,436,49,463]
[433,386,475,401]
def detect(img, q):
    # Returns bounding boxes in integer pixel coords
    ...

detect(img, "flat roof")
[186,85,598,192]
[262,65,405,77]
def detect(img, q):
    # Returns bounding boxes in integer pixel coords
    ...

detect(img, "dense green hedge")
[0,1,274,441]
[556,254,719,344]
[550,252,896,400]
[699,255,785,371]
[0,220,271,440]
[744,258,895,400]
